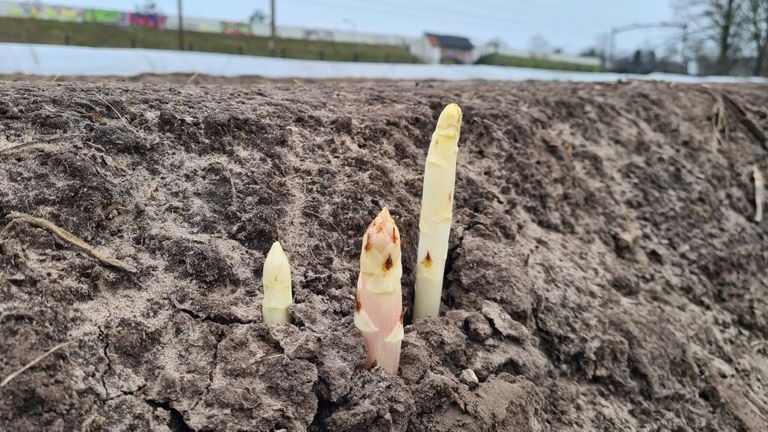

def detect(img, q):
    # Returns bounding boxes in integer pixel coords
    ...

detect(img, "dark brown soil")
[0,78,767,431]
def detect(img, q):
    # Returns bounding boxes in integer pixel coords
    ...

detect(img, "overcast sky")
[56,0,681,55]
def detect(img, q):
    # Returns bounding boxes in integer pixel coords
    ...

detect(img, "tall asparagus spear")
[354,208,405,375]
[413,103,463,319]
[262,241,292,324]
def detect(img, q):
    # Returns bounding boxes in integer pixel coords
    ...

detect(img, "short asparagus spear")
[354,208,404,375]
[413,103,463,319]
[262,241,292,324]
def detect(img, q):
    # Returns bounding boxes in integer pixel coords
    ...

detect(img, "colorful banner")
[9,3,82,22]
[83,9,127,25]
[128,12,166,28]
[221,21,250,36]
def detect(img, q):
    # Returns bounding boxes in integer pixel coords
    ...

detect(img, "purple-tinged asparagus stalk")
[354,208,404,375]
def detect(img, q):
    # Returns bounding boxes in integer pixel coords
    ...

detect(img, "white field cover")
[1,43,767,83]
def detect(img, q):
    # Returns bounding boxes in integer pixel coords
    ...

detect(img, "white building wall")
[165,16,222,33]
[409,38,441,64]
[0,1,15,16]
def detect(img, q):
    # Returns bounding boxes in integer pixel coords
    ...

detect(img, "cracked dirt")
[0,78,767,431]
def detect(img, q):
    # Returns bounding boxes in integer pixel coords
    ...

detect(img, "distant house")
[409,33,474,64]
[425,33,474,64]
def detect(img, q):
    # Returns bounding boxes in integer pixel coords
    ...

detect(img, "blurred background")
[0,0,766,76]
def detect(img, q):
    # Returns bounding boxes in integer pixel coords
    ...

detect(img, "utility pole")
[269,0,277,56]
[609,27,616,69]
[177,0,185,50]
[681,24,688,74]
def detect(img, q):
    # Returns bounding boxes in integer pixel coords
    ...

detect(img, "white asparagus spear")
[413,103,463,319]
[262,241,293,324]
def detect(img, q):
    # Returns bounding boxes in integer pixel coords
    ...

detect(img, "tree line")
[679,0,768,75]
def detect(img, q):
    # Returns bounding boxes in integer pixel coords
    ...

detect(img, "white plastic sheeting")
[1,43,767,83]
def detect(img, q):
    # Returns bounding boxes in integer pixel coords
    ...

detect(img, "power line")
[378,0,578,27]
[608,22,686,66]
[282,0,578,32]
[433,0,615,22]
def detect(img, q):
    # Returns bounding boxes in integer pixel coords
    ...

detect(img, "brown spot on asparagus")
[383,255,394,271]
[400,307,406,324]
[355,291,362,312]
[391,227,399,244]
[364,233,373,251]
[421,251,433,268]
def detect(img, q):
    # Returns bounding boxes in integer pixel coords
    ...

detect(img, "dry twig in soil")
[0,341,73,388]
[6,212,137,273]
[710,93,728,145]
[0,134,81,155]
[96,95,129,127]
[722,94,767,149]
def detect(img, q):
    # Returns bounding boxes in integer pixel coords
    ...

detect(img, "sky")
[55,0,682,55]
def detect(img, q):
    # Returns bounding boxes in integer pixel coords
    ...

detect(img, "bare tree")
[250,9,267,24]
[528,34,551,54]
[746,0,768,75]
[676,0,744,74]
[136,0,160,14]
